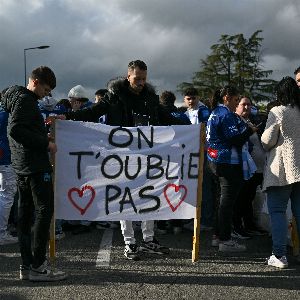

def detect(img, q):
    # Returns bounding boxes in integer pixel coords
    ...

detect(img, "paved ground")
[0,226,300,300]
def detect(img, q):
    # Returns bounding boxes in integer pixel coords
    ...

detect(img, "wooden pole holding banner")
[192,123,206,262]
[49,119,56,267]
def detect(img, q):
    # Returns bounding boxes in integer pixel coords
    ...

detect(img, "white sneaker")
[219,239,246,252]
[29,260,67,282]
[20,265,30,280]
[124,244,140,261]
[267,255,288,269]
[0,232,18,245]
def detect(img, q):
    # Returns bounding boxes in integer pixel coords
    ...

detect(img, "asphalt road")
[1,226,300,300]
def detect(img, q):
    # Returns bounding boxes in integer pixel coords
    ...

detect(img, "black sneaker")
[124,244,140,260]
[231,228,252,240]
[139,238,170,254]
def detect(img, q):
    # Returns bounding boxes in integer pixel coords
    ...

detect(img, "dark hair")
[128,60,147,71]
[29,66,56,89]
[95,89,108,97]
[1,87,9,98]
[276,76,300,109]
[203,98,212,109]
[57,98,72,111]
[160,91,176,106]
[239,95,252,104]
[210,85,239,110]
[294,66,300,75]
[183,87,198,96]
[266,100,280,113]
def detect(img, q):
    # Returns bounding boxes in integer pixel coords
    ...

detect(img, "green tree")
[178,30,277,103]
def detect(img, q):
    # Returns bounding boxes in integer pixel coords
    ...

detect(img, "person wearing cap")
[68,85,92,112]
[65,85,94,235]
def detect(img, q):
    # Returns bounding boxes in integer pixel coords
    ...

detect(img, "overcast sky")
[0,0,299,103]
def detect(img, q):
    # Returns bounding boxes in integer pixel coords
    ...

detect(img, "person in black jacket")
[58,60,189,260]
[62,64,189,127]
[1,66,67,282]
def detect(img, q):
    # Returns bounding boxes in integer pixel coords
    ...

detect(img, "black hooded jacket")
[1,85,52,175]
[65,78,190,126]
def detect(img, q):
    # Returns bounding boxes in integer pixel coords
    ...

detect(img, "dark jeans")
[200,161,215,227]
[209,162,244,241]
[17,172,54,268]
[8,191,19,226]
[233,173,263,230]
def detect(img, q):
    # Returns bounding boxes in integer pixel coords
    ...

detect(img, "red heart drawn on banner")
[67,185,96,215]
[163,184,187,212]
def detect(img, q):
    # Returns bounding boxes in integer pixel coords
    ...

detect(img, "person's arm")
[158,105,191,125]
[198,106,211,123]
[221,113,255,147]
[65,96,109,122]
[261,109,280,151]
[227,127,254,147]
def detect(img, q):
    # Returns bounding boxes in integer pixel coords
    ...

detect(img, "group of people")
[205,71,300,269]
[0,60,300,282]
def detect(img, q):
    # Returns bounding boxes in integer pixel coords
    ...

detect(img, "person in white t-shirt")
[181,88,214,232]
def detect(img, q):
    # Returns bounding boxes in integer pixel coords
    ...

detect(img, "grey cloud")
[0,0,299,101]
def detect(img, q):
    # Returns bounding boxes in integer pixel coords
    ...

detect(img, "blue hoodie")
[206,104,253,164]
[0,107,11,165]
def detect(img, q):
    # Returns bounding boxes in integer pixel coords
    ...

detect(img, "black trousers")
[17,172,54,268]
[209,162,244,241]
[233,173,264,230]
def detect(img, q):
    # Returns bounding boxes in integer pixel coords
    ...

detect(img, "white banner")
[55,120,201,221]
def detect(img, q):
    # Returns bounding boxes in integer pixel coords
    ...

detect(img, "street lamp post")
[24,45,50,86]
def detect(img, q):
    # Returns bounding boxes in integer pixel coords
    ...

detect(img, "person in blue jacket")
[0,101,18,245]
[39,94,67,119]
[206,85,257,252]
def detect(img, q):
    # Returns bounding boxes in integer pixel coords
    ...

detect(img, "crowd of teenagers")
[0,60,300,282]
